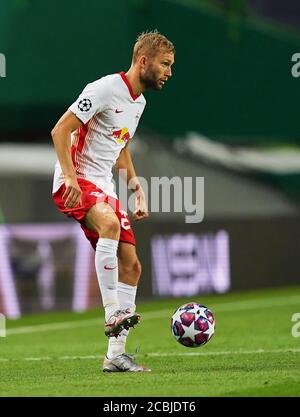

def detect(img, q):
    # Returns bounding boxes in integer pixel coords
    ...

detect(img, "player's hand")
[133,190,149,221]
[62,176,82,209]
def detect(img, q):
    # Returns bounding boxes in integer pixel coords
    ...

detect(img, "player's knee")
[95,215,120,239]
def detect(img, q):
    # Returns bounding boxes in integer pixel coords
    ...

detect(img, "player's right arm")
[51,110,83,209]
[52,78,110,208]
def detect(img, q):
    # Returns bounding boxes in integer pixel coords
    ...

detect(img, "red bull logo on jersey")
[111,127,131,144]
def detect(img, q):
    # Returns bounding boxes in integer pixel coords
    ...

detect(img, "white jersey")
[53,72,146,198]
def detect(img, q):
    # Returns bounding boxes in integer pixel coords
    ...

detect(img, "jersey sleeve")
[68,78,111,124]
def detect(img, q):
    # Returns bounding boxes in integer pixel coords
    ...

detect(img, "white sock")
[95,238,119,322]
[107,282,137,359]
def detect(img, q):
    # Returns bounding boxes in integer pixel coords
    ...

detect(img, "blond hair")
[132,30,175,63]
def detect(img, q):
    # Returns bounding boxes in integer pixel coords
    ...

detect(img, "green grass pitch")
[1,286,300,397]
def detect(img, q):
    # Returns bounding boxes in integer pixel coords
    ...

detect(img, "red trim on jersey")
[77,121,90,153]
[119,71,141,101]
[71,120,90,174]
[71,144,76,167]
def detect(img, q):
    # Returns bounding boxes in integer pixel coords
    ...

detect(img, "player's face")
[141,50,174,91]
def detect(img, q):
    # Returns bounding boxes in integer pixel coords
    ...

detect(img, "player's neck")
[125,69,145,96]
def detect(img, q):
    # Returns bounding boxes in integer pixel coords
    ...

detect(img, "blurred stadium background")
[1,0,300,319]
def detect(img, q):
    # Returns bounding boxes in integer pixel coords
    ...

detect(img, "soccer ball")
[171,302,215,347]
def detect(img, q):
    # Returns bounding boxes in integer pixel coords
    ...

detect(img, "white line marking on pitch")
[7,318,102,335]
[24,357,51,361]
[6,294,300,336]
[147,348,300,357]
[1,348,300,363]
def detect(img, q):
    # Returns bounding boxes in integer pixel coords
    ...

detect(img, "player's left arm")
[115,145,148,221]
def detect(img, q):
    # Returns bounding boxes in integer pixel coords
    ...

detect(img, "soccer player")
[51,30,175,372]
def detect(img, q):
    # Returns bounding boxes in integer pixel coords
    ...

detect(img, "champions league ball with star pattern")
[171,302,215,347]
